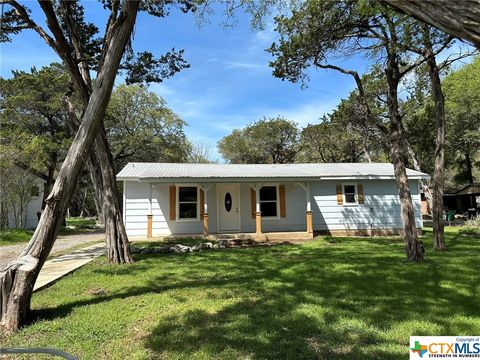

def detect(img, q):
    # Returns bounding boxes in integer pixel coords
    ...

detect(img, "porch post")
[203,188,209,236]
[200,184,212,237]
[306,184,313,235]
[297,182,313,236]
[147,183,153,238]
[255,186,262,236]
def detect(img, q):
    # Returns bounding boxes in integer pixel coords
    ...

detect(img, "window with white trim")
[260,186,278,217]
[343,184,358,205]
[178,186,198,219]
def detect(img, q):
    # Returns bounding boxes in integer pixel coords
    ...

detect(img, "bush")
[459,216,480,238]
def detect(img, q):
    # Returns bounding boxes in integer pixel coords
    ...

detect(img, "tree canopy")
[218,117,300,164]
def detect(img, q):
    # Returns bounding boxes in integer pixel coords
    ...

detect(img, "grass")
[1,227,479,359]
[58,217,99,235]
[0,218,99,246]
[0,229,33,246]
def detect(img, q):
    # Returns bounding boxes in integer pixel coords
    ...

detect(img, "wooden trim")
[169,186,176,220]
[357,184,364,204]
[279,184,286,218]
[203,213,209,236]
[306,210,313,234]
[336,185,343,205]
[200,189,205,218]
[147,214,153,238]
[250,188,256,219]
[255,211,262,235]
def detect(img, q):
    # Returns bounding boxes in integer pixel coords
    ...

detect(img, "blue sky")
[0,2,472,161]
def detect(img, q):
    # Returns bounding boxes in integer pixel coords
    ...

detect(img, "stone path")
[34,242,105,291]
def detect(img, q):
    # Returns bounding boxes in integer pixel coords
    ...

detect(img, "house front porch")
[136,181,314,239]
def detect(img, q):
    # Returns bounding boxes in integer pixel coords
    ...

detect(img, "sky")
[0,2,473,161]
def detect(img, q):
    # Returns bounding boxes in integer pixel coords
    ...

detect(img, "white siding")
[124,182,217,237]
[7,177,44,229]
[311,180,422,231]
[123,179,423,237]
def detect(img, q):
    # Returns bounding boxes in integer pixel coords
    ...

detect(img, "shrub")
[459,216,480,238]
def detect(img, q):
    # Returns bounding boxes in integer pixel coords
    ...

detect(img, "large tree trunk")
[385,58,424,262]
[96,127,132,263]
[403,134,433,216]
[64,98,131,263]
[381,0,480,48]
[426,46,447,251]
[0,2,139,333]
[41,155,57,210]
[86,156,105,226]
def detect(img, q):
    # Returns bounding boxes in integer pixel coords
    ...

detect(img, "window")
[178,186,198,219]
[260,186,278,217]
[343,184,357,204]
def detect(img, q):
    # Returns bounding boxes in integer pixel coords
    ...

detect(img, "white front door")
[218,184,240,232]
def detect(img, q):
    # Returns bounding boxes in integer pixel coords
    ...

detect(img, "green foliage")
[443,57,480,184]
[404,58,480,184]
[299,86,388,163]
[0,229,33,246]
[2,228,479,359]
[459,217,480,238]
[0,64,72,174]
[106,84,191,170]
[218,117,300,164]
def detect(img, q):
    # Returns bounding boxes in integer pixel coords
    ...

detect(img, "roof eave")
[117,175,429,182]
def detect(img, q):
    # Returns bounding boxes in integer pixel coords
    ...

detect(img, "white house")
[5,177,44,229]
[117,162,429,239]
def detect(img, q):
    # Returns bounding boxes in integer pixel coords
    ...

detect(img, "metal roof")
[117,162,430,182]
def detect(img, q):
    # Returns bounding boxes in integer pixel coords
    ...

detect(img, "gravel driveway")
[0,232,104,266]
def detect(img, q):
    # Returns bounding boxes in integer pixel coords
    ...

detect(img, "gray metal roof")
[117,162,429,182]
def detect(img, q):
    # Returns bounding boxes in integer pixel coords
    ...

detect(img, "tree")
[218,117,300,164]
[0,0,194,332]
[443,57,480,185]
[268,0,430,261]
[188,140,213,164]
[106,84,191,171]
[0,64,72,209]
[380,0,480,48]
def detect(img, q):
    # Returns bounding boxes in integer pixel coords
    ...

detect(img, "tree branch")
[37,0,90,105]
[59,0,93,94]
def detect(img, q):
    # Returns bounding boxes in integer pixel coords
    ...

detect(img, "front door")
[218,184,240,232]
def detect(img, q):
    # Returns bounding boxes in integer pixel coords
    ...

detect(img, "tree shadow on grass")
[28,234,480,359]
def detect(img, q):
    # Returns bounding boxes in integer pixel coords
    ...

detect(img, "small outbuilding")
[117,163,428,240]
[444,183,480,218]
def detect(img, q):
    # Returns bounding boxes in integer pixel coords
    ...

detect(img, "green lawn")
[1,228,479,359]
[0,229,33,246]
[0,218,99,246]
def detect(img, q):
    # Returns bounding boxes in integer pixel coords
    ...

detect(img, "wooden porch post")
[200,185,211,237]
[147,183,153,238]
[306,184,313,235]
[255,187,262,236]
[203,188,209,236]
[297,182,313,237]
[147,215,153,238]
